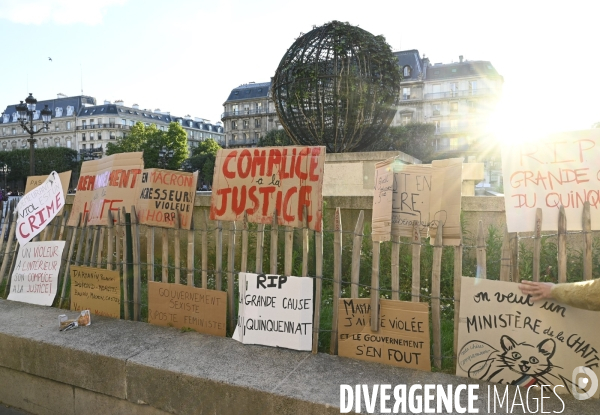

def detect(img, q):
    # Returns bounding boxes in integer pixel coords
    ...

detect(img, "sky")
[0,0,598,140]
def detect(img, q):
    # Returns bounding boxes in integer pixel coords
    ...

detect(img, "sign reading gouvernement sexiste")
[136,168,198,229]
[147,282,226,336]
[70,266,121,318]
[210,146,326,231]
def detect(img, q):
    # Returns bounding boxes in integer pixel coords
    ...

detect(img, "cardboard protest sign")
[16,172,65,245]
[457,277,600,397]
[25,171,71,215]
[210,146,326,231]
[338,298,431,371]
[147,281,226,337]
[372,158,394,242]
[70,266,121,318]
[429,158,462,246]
[8,241,66,306]
[502,129,600,232]
[392,164,432,238]
[232,273,313,351]
[68,152,144,227]
[136,169,198,229]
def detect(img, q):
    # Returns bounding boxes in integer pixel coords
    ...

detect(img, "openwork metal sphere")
[272,21,401,153]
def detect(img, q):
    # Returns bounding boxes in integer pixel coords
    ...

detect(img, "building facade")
[221,82,280,148]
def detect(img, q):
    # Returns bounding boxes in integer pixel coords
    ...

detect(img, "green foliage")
[257,129,294,147]
[0,147,78,189]
[185,138,221,185]
[192,137,221,157]
[367,123,436,163]
[106,122,189,169]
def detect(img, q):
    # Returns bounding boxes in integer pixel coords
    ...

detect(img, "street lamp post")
[15,93,52,176]
[158,147,174,169]
[1,164,10,192]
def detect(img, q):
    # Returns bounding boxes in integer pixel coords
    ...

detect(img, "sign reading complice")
[70,266,121,318]
[147,282,227,337]
[8,241,66,306]
[210,146,326,231]
[68,152,144,227]
[136,168,198,229]
[17,171,65,245]
[457,277,600,397]
[502,129,600,232]
[232,273,313,351]
[338,298,431,371]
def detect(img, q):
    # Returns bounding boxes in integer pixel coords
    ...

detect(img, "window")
[44,140,48,148]
[130,120,135,127]
[56,140,60,147]
[231,120,237,129]
[232,104,238,114]
[33,125,38,132]
[243,120,249,129]
[403,66,412,77]
[243,133,248,140]
[121,119,127,126]
[109,118,115,126]
[432,104,441,116]
[55,124,60,131]
[255,132,261,141]
[401,113,412,125]
[90,119,95,127]
[11,128,15,135]
[82,120,87,128]
[66,139,72,148]
[244,105,250,114]
[433,120,440,132]
[232,134,237,141]
[98,132,102,140]
[255,102,262,112]
[255,118,261,128]
[469,81,477,95]
[82,144,86,150]
[450,102,458,112]
[450,82,458,97]
[402,88,411,100]
[110,132,116,139]
[67,121,71,130]
[90,133,94,140]
[82,133,86,141]
[1,128,5,135]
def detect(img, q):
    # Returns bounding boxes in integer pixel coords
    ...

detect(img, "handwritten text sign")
[210,146,325,231]
[25,171,71,215]
[17,172,64,245]
[8,241,65,306]
[68,152,144,227]
[392,164,432,238]
[502,129,600,232]
[372,158,394,242]
[232,273,313,351]
[147,281,226,337]
[457,277,600,397]
[70,266,121,318]
[338,298,431,371]
[136,169,198,229]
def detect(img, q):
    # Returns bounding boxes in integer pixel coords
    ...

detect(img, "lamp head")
[25,93,37,112]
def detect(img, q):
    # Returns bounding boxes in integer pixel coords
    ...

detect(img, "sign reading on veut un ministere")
[147,281,227,337]
[8,241,66,306]
[17,171,65,245]
[337,298,431,371]
[210,146,326,231]
[232,273,313,351]
[68,152,144,227]
[70,266,121,318]
[457,277,600,397]
[136,168,198,229]
[502,129,600,232]
[25,170,71,215]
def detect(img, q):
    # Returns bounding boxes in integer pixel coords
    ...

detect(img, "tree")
[185,138,221,186]
[367,123,436,163]
[257,129,293,147]
[106,121,188,169]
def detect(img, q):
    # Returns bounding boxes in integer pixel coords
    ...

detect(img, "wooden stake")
[558,205,567,283]
[431,222,443,370]
[351,210,364,298]
[583,202,592,281]
[330,207,342,355]
[227,221,236,332]
[411,223,421,302]
[532,209,542,282]
[312,221,323,354]
[187,218,195,286]
[476,221,486,279]
[270,210,278,275]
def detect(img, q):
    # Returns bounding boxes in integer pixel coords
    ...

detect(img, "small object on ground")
[58,310,91,331]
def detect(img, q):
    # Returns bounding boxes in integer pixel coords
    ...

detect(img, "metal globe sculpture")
[271,21,401,153]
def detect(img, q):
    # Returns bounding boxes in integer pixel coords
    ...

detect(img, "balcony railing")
[224,139,258,147]
[221,108,276,118]
[76,124,130,130]
[424,88,495,100]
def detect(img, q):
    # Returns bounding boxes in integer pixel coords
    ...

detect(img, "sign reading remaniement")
[232,273,313,351]
[70,266,121,318]
[210,147,325,231]
[147,281,227,337]
[17,172,65,245]
[8,241,66,306]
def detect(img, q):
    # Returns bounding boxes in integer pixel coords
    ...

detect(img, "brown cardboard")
[457,277,600,397]
[391,164,432,238]
[70,266,121,318]
[68,152,144,226]
[147,281,227,337]
[371,158,394,242]
[429,158,463,246]
[25,171,71,215]
[338,298,431,371]
[136,169,198,230]
[210,146,326,231]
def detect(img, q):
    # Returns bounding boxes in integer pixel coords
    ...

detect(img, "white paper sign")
[232,273,313,351]
[8,241,66,306]
[16,171,64,245]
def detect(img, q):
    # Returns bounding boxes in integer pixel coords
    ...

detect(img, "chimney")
[115,100,124,106]
[132,104,139,109]
[459,55,464,63]
[104,100,111,105]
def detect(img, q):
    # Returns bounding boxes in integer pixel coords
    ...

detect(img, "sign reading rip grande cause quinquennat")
[210,146,326,231]
[68,152,144,227]
[502,129,600,232]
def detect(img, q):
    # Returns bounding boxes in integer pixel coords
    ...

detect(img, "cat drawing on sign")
[462,335,559,388]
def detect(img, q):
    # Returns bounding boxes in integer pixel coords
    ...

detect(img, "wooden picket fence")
[0,201,595,371]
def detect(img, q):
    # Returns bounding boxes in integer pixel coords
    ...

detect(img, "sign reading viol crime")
[232,273,313,351]
[210,146,325,231]
[17,171,65,245]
